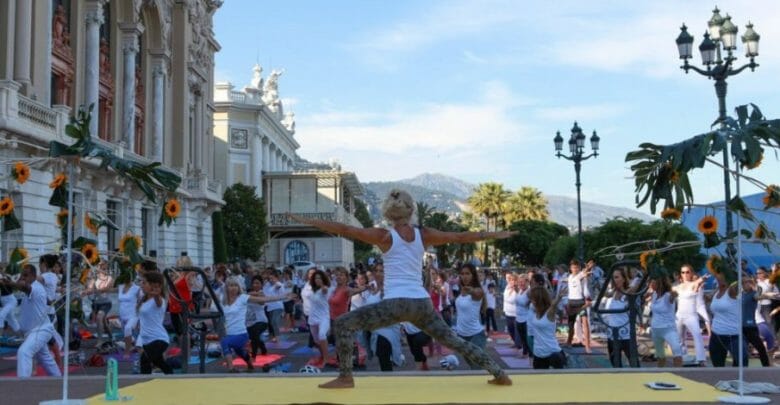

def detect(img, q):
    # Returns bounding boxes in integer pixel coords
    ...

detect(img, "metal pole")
[575,158,584,267]
[715,78,736,260]
[62,163,75,401]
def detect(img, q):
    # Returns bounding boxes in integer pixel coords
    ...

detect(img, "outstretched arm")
[288,213,390,250]
[422,228,517,248]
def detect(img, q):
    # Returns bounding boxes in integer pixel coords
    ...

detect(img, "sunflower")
[81,243,99,264]
[697,215,718,235]
[119,234,142,253]
[747,153,763,170]
[639,250,656,270]
[49,173,67,189]
[706,254,723,274]
[660,207,681,220]
[755,224,766,239]
[763,185,780,209]
[164,198,181,219]
[56,209,72,227]
[13,162,31,184]
[84,213,99,235]
[0,197,14,216]
[14,247,29,264]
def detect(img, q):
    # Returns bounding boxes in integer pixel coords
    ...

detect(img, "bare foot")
[319,376,355,389]
[487,375,512,386]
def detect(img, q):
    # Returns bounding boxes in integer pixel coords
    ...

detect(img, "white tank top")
[711,291,740,335]
[650,292,676,329]
[139,298,169,345]
[514,289,530,323]
[675,287,698,316]
[529,312,561,358]
[118,284,141,321]
[382,227,428,299]
[503,287,517,316]
[455,294,483,337]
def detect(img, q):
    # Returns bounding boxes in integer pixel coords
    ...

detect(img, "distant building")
[262,160,363,268]
[212,65,298,194]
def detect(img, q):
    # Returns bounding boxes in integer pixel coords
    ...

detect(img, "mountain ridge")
[361,173,655,229]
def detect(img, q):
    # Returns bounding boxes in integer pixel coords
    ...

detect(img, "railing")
[17,95,57,131]
[229,90,247,104]
[185,172,222,197]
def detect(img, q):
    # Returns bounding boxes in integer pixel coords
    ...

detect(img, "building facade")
[0,0,223,267]
[212,65,363,268]
[212,64,298,194]
[263,162,363,269]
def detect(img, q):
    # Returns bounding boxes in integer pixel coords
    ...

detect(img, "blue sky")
[214,0,780,214]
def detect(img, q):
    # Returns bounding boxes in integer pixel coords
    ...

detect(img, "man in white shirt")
[1,264,62,377]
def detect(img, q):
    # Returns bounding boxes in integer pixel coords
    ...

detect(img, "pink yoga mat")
[231,353,283,367]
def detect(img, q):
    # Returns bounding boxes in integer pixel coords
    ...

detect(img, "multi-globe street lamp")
[675,7,761,259]
[553,122,600,267]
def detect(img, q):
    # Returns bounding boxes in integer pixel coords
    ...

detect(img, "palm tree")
[503,186,549,225]
[415,201,435,226]
[467,182,509,265]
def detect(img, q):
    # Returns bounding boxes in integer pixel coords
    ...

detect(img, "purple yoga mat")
[265,340,296,350]
[494,346,519,356]
[500,356,531,369]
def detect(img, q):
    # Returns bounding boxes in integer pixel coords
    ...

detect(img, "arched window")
[284,240,309,264]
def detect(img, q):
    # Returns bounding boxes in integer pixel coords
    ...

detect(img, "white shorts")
[309,319,330,342]
[652,326,683,358]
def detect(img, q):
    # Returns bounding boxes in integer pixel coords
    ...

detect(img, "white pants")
[18,324,61,377]
[676,313,706,361]
[122,316,138,341]
[0,294,20,332]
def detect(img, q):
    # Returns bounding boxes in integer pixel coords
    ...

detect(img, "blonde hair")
[381,189,414,224]
[222,277,244,305]
[176,255,193,267]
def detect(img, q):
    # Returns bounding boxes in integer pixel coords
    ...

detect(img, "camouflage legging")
[333,297,506,378]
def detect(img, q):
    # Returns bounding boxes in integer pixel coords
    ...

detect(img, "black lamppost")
[676,8,761,260]
[554,122,600,267]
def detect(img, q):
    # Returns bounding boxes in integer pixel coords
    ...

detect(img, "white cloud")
[535,103,631,122]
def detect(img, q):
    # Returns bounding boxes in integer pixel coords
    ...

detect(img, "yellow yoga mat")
[87,373,721,404]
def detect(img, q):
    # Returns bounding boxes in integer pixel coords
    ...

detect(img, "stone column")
[261,138,269,172]
[252,131,262,188]
[13,0,32,93]
[195,93,203,170]
[121,31,139,151]
[84,1,105,137]
[275,149,282,172]
[151,61,165,162]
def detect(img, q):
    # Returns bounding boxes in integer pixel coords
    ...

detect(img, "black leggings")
[376,335,393,371]
[247,322,269,357]
[709,333,748,367]
[516,321,530,355]
[483,308,497,332]
[406,331,432,363]
[607,339,637,368]
[743,326,770,367]
[532,351,566,369]
[141,340,173,374]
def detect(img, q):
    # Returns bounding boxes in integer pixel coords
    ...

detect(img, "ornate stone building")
[213,66,363,268]
[213,65,298,193]
[0,0,223,267]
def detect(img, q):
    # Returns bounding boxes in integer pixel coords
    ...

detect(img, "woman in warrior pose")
[288,189,515,388]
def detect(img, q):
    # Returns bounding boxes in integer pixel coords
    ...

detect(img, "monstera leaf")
[627,104,780,214]
[48,105,182,204]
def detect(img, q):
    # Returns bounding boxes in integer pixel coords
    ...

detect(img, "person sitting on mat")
[288,188,515,388]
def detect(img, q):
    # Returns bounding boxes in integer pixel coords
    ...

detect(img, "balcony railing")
[17,95,57,131]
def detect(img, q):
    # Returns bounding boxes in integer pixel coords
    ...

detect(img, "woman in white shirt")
[455,263,487,369]
[116,274,142,358]
[307,269,333,368]
[708,267,745,367]
[137,271,173,374]
[221,278,288,373]
[601,268,635,368]
[673,264,709,366]
[648,275,683,367]
[528,285,567,369]
[246,275,269,359]
[502,273,519,349]
[514,275,531,357]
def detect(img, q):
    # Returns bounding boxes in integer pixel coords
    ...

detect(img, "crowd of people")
[0,189,779,386]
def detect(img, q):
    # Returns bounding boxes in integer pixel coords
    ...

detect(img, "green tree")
[211,211,228,263]
[416,201,435,227]
[353,198,375,264]
[502,187,549,225]
[495,220,568,266]
[467,182,509,265]
[544,235,578,266]
[222,183,267,261]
